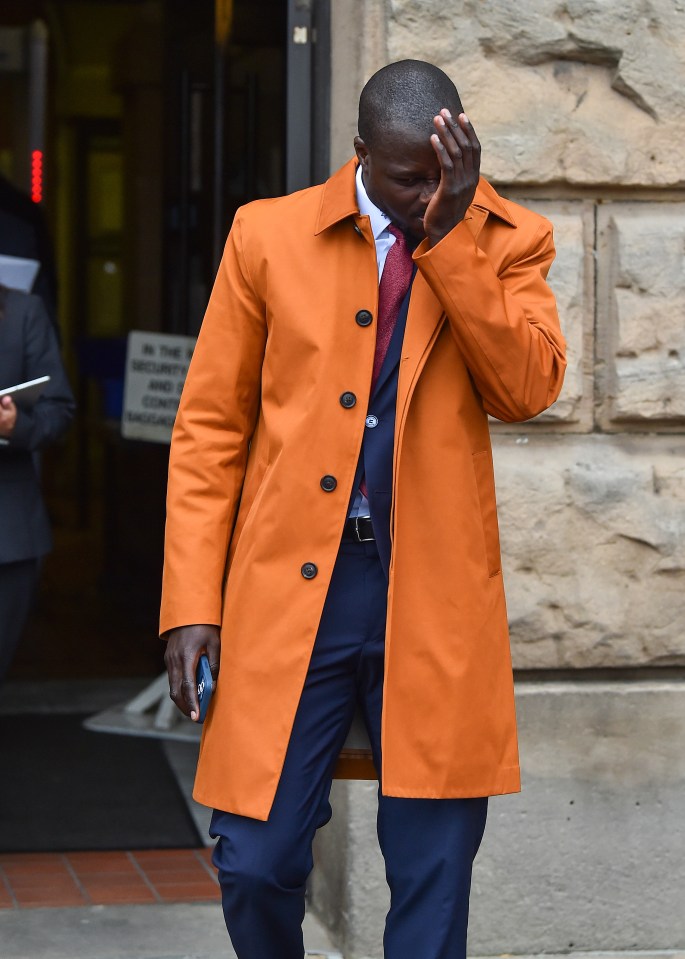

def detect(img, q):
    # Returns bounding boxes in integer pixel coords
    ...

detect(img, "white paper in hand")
[0,375,50,407]
[0,255,40,292]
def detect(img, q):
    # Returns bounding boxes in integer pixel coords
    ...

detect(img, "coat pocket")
[472,449,502,578]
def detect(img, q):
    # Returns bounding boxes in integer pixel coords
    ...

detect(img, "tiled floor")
[0,848,220,909]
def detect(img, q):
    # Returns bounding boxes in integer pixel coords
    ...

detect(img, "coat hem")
[192,766,521,820]
[380,766,521,799]
[192,786,272,822]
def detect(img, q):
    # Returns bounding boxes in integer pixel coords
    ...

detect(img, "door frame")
[284,0,331,194]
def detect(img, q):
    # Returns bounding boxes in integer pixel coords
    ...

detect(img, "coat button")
[340,391,357,408]
[301,562,318,580]
[355,310,373,327]
[365,414,379,428]
[353,224,363,236]
[320,475,337,492]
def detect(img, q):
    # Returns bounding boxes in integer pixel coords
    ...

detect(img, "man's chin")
[406,217,427,242]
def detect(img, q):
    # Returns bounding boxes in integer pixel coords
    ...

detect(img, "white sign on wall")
[122,331,196,444]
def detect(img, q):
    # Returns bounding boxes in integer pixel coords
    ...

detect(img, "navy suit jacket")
[0,289,74,563]
[350,280,413,578]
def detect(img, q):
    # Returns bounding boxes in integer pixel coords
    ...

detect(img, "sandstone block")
[473,681,685,952]
[384,0,685,186]
[493,434,685,668]
[597,203,685,425]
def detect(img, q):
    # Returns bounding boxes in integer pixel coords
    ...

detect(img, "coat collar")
[314,158,516,235]
[470,176,516,227]
[314,159,359,235]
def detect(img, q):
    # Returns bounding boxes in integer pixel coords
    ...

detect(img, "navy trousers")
[210,540,488,959]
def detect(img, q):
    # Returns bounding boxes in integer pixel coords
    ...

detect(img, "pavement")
[0,679,342,958]
[2,683,683,959]
[0,901,341,959]
[1,902,683,959]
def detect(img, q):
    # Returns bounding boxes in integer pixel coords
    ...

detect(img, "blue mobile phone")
[195,654,214,723]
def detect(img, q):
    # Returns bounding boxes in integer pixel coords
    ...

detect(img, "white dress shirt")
[355,163,396,281]
[348,165,397,519]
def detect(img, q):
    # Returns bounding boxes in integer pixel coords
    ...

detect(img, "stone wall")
[329,0,685,670]
[313,2,685,956]
[330,0,685,187]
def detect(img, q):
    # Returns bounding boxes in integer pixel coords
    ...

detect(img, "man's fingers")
[165,655,189,716]
[458,112,481,149]
[439,110,477,174]
[430,130,456,180]
[433,115,460,170]
[163,623,221,720]
[181,673,200,722]
[432,118,471,190]
[431,127,464,193]
[454,113,481,176]
[206,632,221,686]
[434,110,481,180]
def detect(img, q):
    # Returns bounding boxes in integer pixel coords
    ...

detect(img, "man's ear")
[354,136,369,170]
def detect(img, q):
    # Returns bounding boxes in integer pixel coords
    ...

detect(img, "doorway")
[1,0,329,682]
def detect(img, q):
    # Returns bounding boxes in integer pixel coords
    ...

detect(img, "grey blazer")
[0,288,75,564]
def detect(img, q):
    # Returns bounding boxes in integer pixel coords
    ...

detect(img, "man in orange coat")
[162,60,565,959]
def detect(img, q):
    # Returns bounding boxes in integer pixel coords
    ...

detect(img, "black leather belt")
[342,516,375,542]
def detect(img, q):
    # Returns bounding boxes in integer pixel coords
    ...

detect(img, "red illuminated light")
[31,150,43,203]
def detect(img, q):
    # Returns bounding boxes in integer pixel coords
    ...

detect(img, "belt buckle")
[354,516,374,543]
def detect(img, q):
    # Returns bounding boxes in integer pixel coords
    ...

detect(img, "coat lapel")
[395,272,445,424]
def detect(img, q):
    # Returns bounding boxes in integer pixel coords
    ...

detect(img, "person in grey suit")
[0,285,75,683]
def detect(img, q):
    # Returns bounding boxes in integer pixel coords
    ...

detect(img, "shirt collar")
[355,164,391,241]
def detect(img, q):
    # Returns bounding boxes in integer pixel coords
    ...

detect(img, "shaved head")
[358,60,464,149]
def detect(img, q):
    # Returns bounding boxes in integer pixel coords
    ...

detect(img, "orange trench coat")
[160,158,566,820]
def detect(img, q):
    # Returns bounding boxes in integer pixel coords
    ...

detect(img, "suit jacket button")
[320,475,337,492]
[340,391,357,408]
[301,563,318,580]
[355,310,373,327]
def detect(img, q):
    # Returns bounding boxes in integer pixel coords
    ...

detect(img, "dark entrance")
[0,0,329,681]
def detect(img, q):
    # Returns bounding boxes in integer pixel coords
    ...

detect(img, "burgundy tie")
[360,225,414,498]
[370,224,414,393]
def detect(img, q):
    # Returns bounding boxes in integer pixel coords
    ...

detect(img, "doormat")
[0,714,202,852]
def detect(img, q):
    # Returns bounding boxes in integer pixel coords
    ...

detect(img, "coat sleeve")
[6,295,75,452]
[160,212,267,636]
[413,215,566,422]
